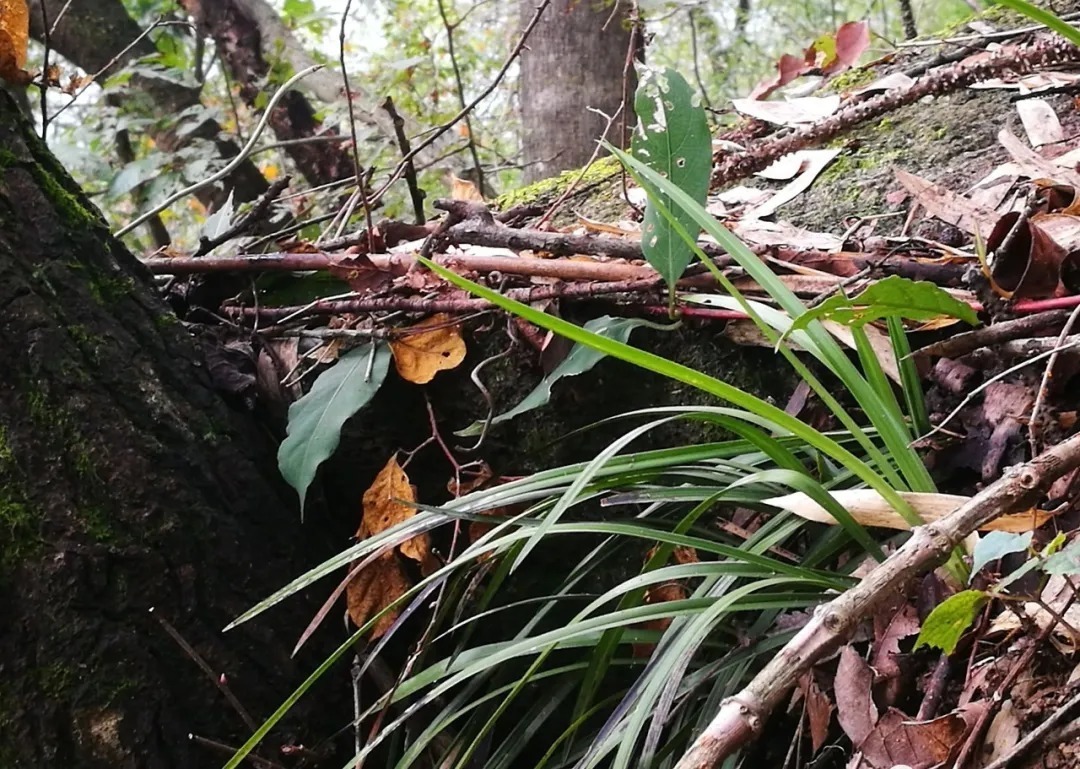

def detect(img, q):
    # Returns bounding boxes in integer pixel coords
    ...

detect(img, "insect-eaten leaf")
[391,313,466,384]
[787,275,978,337]
[277,342,391,514]
[914,589,988,654]
[456,316,652,436]
[0,0,29,84]
[347,456,435,639]
[631,67,711,294]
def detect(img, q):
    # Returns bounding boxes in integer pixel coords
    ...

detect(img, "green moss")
[153,312,178,328]
[0,494,42,571]
[86,274,136,306]
[79,505,115,542]
[828,67,878,92]
[27,159,102,231]
[495,156,621,210]
[67,325,105,361]
[0,426,13,466]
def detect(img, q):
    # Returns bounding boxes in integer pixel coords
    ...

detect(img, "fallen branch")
[713,36,1080,189]
[674,431,1080,769]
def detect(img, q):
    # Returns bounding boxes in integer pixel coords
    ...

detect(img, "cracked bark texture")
[0,92,344,767]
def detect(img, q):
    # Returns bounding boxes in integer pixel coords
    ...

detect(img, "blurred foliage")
[28,0,975,251]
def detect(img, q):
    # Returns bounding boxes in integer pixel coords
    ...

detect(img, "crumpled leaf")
[347,456,434,639]
[456,316,651,436]
[835,646,877,746]
[278,343,391,513]
[390,313,466,384]
[633,546,699,657]
[787,276,978,335]
[632,67,711,291]
[857,708,968,769]
[0,0,29,83]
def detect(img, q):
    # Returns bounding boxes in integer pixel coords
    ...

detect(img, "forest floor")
[147,8,1080,769]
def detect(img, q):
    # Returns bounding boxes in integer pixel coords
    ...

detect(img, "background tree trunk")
[519,0,636,183]
[0,92,344,768]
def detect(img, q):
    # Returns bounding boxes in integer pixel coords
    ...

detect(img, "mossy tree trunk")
[0,94,342,766]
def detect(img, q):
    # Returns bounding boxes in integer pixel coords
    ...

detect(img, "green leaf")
[914,589,988,653]
[788,276,978,335]
[277,343,391,513]
[970,531,1032,581]
[1042,537,1080,576]
[631,68,711,291]
[456,316,652,436]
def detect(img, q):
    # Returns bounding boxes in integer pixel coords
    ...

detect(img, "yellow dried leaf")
[360,455,429,563]
[390,313,466,384]
[765,490,1052,532]
[449,174,484,202]
[345,552,411,639]
[0,0,29,83]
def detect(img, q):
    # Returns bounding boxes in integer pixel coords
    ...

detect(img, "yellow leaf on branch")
[390,313,466,384]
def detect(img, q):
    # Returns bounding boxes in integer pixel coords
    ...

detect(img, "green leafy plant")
[230,69,968,769]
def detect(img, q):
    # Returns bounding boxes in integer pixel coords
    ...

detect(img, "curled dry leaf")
[390,313,467,384]
[765,490,1051,532]
[633,546,699,657]
[346,456,434,638]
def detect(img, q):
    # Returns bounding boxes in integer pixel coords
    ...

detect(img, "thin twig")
[381,96,425,223]
[150,607,259,733]
[1029,304,1080,456]
[435,0,486,197]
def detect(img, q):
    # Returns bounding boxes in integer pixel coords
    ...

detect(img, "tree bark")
[0,91,343,767]
[519,0,636,182]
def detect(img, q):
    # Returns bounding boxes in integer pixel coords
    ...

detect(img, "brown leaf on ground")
[836,646,878,747]
[345,456,435,637]
[799,671,835,753]
[895,169,999,235]
[360,456,429,562]
[857,708,967,769]
[391,313,467,384]
[633,546,699,657]
[872,599,920,706]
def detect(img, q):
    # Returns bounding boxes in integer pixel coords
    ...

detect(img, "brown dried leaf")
[328,253,391,292]
[450,175,485,202]
[858,708,967,769]
[391,313,467,384]
[835,646,878,747]
[360,456,428,562]
[799,672,835,753]
[824,20,870,74]
[895,169,999,236]
[345,551,412,639]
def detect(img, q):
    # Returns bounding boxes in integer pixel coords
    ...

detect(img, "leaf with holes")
[278,343,391,514]
[632,67,711,294]
[390,313,466,384]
